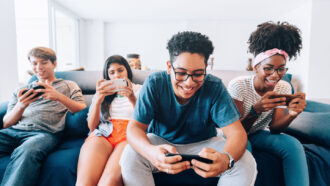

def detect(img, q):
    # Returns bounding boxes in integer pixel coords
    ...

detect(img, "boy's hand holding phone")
[35,81,61,101]
[148,145,190,175]
[17,88,40,109]
[191,148,229,178]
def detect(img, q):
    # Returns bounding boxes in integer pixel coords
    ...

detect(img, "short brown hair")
[28,47,57,64]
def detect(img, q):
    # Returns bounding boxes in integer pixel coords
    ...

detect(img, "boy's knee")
[240,150,257,171]
[234,151,257,178]
[12,145,46,160]
[120,144,140,169]
[219,151,257,186]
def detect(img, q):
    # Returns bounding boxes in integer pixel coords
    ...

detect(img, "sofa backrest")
[29,69,299,106]
[28,70,156,106]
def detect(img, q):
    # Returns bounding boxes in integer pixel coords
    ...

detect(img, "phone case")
[165,153,213,164]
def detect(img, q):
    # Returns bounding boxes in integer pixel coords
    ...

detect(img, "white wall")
[0,0,19,102]
[15,0,50,84]
[280,1,312,94]
[104,19,274,71]
[79,19,105,71]
[74,0,330,101]
[307,0,330,100]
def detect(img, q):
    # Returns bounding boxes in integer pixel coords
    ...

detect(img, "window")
[51,4,80,71]
[15,0,80,83]
[15,0,50,83]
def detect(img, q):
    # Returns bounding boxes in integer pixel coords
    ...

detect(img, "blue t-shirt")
[133,71,240,144]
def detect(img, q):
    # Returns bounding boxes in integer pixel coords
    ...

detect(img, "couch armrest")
[285,111,330,148]
[0,102,8,129]
[304,100,330,113]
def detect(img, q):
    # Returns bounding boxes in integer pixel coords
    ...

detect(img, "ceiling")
[54,0,311,22]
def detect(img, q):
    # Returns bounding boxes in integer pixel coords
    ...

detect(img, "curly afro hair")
[248,21,302,60]
[167,31,214,65]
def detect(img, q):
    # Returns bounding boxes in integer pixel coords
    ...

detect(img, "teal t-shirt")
[133,71,240,144]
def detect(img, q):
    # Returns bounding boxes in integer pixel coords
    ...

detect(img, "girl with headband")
[228,21,308,186]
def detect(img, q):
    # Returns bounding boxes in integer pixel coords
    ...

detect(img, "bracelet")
[249,105,260,117]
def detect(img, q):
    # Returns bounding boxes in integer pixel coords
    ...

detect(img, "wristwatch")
[222,151,234,169]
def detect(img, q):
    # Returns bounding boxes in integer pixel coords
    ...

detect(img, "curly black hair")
[167,31,214,65]
[248,21,302,60]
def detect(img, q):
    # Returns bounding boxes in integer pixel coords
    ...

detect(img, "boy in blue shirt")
[120,31,257,186]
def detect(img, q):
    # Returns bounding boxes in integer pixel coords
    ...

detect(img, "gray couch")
[0,69,329,186]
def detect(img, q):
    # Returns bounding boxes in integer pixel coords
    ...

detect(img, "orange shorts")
[87,119,129,148]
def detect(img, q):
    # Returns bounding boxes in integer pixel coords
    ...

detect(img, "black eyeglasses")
[171,66,206,82]
[263,66,288,75]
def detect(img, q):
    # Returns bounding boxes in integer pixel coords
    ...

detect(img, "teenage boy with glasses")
[120,31,257,186]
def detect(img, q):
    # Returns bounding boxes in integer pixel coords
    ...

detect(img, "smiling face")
[30,56,56,82]
[167,52,206,105]
[108,62,128,80]
[254,54,287,92]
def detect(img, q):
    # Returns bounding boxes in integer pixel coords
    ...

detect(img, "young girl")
[228,22,309,186]
[76,55,141,186]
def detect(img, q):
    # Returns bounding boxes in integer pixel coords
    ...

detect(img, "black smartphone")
[165,153,213,164]
[270,94,301,106]
[22,85,45,99]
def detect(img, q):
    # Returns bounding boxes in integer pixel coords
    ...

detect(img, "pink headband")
[253,48,289,67]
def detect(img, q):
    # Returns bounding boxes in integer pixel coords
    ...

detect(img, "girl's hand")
[253,91,286,114]
[117,78,136,104]
[95,79,116,101]
[287,92,306,117]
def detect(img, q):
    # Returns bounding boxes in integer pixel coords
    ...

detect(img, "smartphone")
[22,85,45,99]
[101,79,128,92]
[112,79,128,87]
[270,94,301,105]
[165,153,213,164]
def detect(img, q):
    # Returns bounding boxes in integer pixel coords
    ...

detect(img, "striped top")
[227,75,291,134]
[109,83,142,120]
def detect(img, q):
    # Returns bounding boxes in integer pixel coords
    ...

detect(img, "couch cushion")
[286,111,330,148]
[304,100,330,113]
[0,139,84,186]
[253,150,284,186]
[64,107,89,140]
[37,138,84,186]
[304,144,330,186]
